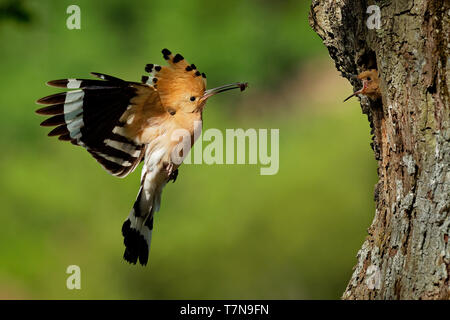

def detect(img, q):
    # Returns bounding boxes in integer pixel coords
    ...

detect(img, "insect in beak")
[200,82,248,103]
[343,79,368,102]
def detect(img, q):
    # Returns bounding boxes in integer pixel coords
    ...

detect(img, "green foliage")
[0,0,376,299]
[0,0,33,23]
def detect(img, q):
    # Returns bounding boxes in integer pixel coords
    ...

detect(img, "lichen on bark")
[309,0,449,299]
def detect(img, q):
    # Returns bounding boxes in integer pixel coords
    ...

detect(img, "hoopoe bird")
[36,49,248,266]
[343,69,381,102]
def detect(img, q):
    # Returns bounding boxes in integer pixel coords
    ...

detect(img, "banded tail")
[122,187,155,266]
[121,146,174,266]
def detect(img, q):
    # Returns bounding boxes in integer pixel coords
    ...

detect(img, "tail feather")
[122,145,170,266]
[122,187,156,266]
[122,215,153,265]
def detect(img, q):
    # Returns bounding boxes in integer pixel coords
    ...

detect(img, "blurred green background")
[0,0,376,299]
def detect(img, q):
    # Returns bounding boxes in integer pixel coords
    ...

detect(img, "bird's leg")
[168,168,178,183]
[165,161,178,183]
[166,161,174,176]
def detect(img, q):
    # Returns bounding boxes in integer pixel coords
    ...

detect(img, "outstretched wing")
[36,73,163,178]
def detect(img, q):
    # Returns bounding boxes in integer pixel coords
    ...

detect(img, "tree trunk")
[309,0,449,299]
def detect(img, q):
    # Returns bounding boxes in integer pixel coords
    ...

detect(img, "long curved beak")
[200,82,248,103]
[343,89,363,102]
[343,79,367,102]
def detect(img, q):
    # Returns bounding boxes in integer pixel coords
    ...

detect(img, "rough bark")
[309,0,449,299]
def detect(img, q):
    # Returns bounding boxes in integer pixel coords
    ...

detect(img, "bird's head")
[344,69,380,102]
[144,49,247,113]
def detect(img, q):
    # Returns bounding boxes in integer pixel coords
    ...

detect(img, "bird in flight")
[36,49,248,266]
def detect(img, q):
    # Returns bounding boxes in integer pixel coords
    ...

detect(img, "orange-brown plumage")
[125,49,246,172]
[344,69,381,102]
[123,50,210,172]
[154,51,206,110]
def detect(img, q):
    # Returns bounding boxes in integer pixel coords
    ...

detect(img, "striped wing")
[36,73,161,178]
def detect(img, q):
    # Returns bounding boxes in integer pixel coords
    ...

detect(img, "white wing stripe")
[95,152,132,167]
[104,139,141,157]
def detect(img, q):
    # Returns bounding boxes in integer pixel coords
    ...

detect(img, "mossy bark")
[309,0,449,299]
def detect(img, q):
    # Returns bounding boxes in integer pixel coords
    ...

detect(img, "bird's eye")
[190,96,196,102]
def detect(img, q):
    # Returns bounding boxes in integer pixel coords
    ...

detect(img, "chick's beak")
[200,82,248,103]
[343,79,367,102]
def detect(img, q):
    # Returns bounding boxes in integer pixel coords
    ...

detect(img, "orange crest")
[142,49,207,110]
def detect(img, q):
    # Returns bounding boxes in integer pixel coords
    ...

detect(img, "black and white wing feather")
[36,73,146,178]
